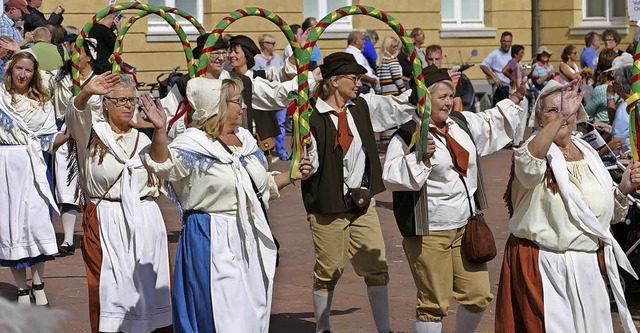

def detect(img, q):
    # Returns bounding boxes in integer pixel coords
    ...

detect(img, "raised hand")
[83,72,121,96]
[0,38,20,52]
[561,76,585,119]
[297,27,313,48]
[312,67,323,81]
[140,92,166,130]
[514,66,527,97]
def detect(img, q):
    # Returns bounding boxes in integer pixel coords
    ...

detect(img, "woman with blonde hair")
[376,36,407,147]
[253,34,284,71]
[0,51,67,306]
[376,36,405,96]
[142,77,311,332]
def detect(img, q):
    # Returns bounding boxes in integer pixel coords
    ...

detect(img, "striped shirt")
[376,56,406,96]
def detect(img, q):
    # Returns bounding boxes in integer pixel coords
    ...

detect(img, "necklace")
[558,143,580,161]
[562,151,573,161]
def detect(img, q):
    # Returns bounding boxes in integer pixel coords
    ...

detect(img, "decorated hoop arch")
[628,45,640,174]
[71,2,200,95]
[290,5,430,179]
[111,6,207,74]
[72,4,429,183]
[192,7,303,174]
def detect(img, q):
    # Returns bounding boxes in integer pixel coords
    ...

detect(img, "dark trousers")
[492,86,510,107]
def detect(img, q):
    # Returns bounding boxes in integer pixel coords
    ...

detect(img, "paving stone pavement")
[0,147,635,332]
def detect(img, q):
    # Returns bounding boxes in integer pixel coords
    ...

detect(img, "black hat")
[64,33,78,44]
[193,33,229,59]
[320,52,367,79]
[229,35,260,57]
[422,65,451,88]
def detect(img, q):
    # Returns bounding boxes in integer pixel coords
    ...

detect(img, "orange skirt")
[495,234,545,333]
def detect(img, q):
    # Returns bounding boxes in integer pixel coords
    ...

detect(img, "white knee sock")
[61,205,79,245]
[367,286,391,333]
[11,268,29,305]
[313,289,333,333]
[455,306,484,333]
[416,320,442,333]
[31,262,48,305]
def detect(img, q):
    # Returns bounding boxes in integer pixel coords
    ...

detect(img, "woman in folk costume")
[301,52,416,333]
[227,35,316,155]
[49,37,102,255]
[161,34,303,141]
[382,65,526,333]
[0,51,67,306]
[66,72,172,333]
[141,77,311,333]
[496,79,640,333]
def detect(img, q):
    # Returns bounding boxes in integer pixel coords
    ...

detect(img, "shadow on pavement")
[269,308,360,333]
[375,200,393,211]
[0,281,16,300]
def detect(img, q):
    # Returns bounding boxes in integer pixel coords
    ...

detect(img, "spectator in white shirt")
[345,31,378,95]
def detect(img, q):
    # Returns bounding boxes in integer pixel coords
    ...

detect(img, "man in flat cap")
[301,51,415,333]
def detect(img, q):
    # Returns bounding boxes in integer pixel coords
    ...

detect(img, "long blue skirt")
[172,210,216,333]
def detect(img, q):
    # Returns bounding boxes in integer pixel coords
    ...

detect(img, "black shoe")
[58,243,75,255]
[16,288,30,303]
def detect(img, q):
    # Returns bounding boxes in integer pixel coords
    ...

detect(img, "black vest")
[234,70,281,139]
[391,112,488,237]
[301,97,385,214]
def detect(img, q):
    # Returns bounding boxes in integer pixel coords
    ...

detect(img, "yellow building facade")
[42,0,638,89]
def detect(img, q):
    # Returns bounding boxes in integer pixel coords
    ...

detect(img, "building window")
[583,0,625,23]
[146,0,203,42]
[303,0,352,33]
[441,0,484,28]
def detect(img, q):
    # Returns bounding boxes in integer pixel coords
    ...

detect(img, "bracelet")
[607,95,615,101]
[615,186,627,198]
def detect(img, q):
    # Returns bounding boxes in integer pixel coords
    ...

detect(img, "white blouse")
[65,98,160,199]
[306,91,416,193]
[383,99,524,230]
[0,91,58,151]
[509,143,627,252]
[142,136,280,215]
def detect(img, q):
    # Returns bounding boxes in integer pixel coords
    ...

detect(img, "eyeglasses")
[104,96,139,106]
[228,97,244,106]
[211,51,227,58]
[340,75,362,84]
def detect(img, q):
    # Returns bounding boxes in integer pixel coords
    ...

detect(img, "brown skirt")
[80,202,102,333]
[495,234,545,333]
